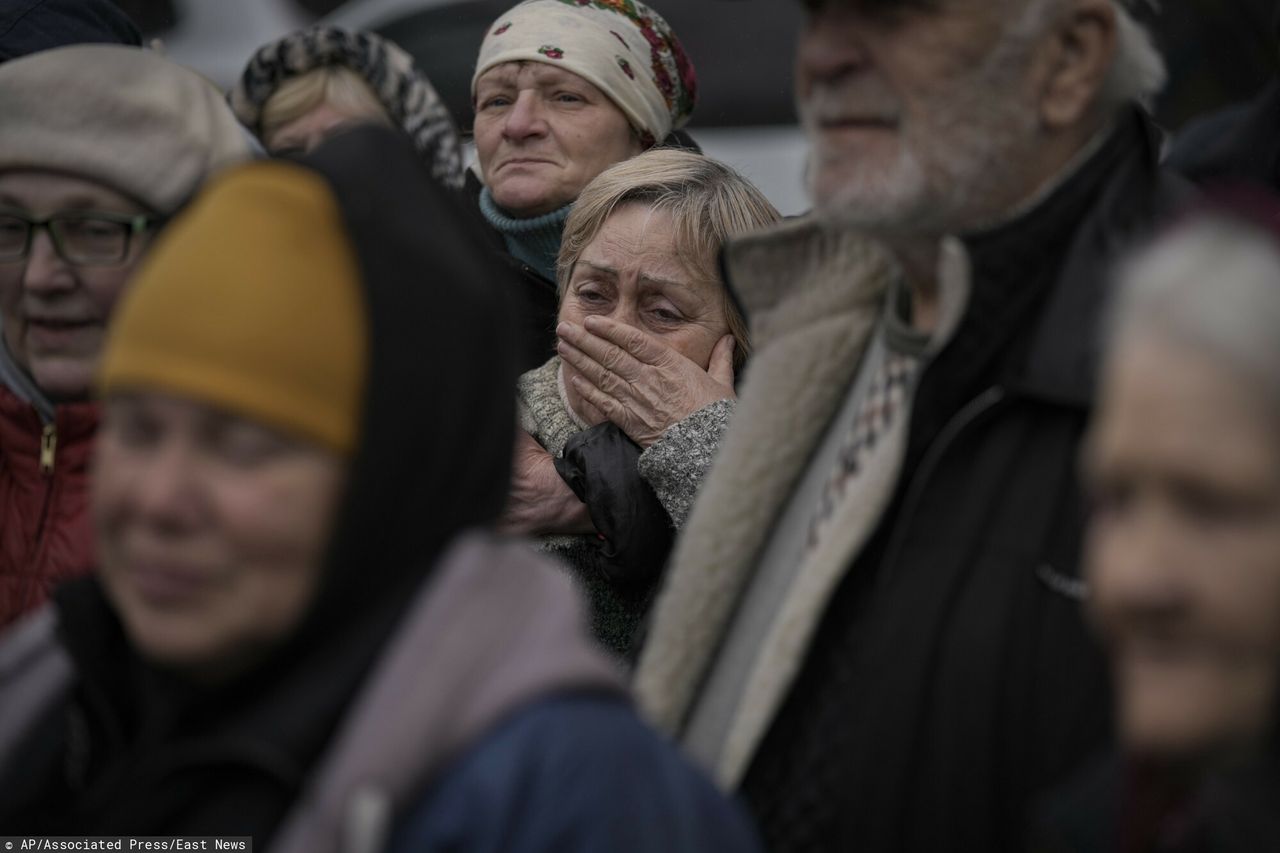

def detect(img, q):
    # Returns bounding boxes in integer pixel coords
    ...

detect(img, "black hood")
[296,123,518,641]
[30,126,521,842]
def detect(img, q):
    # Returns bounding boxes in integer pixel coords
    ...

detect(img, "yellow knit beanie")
[99,161,368,454]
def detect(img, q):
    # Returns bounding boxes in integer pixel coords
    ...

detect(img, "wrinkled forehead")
[475,59,593,92]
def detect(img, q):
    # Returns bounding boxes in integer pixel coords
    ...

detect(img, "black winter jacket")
[739,109,1194,852]
[464,171,560,373]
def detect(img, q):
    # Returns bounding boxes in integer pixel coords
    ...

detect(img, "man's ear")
[1034,0,1117,130]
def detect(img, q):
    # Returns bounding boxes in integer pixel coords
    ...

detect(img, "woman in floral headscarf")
[474,0,701,546]
[469,0,698,373]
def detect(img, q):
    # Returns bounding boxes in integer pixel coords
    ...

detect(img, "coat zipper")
[877,386,1008,580]
[868,385,1008,841]
[40,423,57,475]
[32,423,59,542]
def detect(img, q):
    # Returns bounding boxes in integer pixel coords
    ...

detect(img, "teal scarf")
[479,187,572,283]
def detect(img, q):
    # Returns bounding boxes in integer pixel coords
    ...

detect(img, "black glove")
[554,422,676,586]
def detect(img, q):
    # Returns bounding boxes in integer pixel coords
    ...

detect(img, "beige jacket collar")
[634,218,899,746]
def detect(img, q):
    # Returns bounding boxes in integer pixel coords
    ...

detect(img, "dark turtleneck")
[478,186,572,285]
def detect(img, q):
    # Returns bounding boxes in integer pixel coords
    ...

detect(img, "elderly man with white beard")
[600,0,1189,850]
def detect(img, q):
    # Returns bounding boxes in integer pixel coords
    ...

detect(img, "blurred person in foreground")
[633,0,1189,849]
[0,0,141,63]
[230,26,464,187]
[514,148,778,658]
[0,44,251,630]
[1036,196,1280,852]
[0,126,761,853]
[470,0,698,371]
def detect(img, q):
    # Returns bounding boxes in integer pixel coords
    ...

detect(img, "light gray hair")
[557,148,781,369]
[1101,4,1167,110]
[1013,0,1166,111]
[1108,214,1280,411]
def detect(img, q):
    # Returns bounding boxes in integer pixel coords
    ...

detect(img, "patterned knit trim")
[229,26,464,189]
[516,356,581,457]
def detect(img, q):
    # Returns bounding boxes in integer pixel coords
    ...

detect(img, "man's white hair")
[1016,0,1167,110]
[1101,3,1167,109]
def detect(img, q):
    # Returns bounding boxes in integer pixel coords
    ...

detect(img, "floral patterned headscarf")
[472,0,697,146]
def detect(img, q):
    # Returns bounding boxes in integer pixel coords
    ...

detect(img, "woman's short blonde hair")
[557,149,780,368]
[260,66,390,141]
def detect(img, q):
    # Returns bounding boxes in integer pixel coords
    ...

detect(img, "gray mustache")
[799,85,901,125]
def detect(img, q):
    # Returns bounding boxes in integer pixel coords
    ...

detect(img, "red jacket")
[0,383,98,629]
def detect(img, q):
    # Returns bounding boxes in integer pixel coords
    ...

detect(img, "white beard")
[802,32,1043,238]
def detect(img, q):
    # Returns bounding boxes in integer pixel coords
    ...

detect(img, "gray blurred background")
[113,0,1280,215]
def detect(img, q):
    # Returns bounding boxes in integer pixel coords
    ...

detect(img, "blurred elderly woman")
[471,0,697,369]
[508,148,778,657]
[1037,197,1280,851]
[0,127,760,851]
[0,44,250,629]
[230,26,464,186]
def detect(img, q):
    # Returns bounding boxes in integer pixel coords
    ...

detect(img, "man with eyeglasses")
[0,44,250,630]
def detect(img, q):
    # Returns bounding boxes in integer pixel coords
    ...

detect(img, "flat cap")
[0,44,252,213]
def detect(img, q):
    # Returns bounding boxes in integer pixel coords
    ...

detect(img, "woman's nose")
[503,90,548,140]
[1090,504,1189,621]
[611,302,642,328]
[128,444,203,531]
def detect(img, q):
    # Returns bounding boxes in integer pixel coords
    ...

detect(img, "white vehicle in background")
[153,0,811,214]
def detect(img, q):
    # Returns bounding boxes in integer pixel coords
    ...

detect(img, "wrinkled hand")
[557,316,736,449]
[498,430,595,536]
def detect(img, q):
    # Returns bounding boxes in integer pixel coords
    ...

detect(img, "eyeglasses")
[0,208,162,266]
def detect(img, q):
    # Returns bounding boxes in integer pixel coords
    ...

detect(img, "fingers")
[558,320,643,380]
[574,393,609,427]
[581,315,673,366]
[557,337,629,398]
[708,335,737,387]
[576,312,670,366]
[568,374,628,428]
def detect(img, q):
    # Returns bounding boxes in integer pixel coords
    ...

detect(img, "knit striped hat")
[231,27,464,189]
[101,161,368,454]
[473,0,697,146]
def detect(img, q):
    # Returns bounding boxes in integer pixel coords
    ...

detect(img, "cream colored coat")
[633,217,900,786]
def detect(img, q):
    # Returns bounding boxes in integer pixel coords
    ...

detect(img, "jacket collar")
[999,108,1190,407]
[0,381,99,460]
[722,216,898,349]
[0,333,54,422]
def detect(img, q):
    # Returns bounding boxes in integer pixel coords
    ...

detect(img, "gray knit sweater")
[516,357,734,658]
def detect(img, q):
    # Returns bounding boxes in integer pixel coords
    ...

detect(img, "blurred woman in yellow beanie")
[0,125,761,853]
[0,44,252,629]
